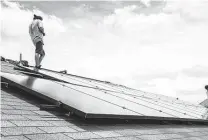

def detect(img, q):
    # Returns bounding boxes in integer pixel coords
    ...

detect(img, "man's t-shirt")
[29,19,44,46]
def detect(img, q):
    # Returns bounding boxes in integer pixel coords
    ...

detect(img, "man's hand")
[38,27,45,36]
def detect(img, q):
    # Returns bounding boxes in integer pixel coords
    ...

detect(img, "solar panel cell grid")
[1,63,208,121]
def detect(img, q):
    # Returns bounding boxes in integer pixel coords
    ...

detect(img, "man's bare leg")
[35,53,40,67]
[39,53,45,66]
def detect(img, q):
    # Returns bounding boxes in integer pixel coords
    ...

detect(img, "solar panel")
[1,63,208,121]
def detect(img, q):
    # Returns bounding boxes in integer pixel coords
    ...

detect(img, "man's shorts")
[35,41,45,56]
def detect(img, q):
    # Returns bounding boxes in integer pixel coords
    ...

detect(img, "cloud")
[1,0,208,103]
[138,72,208,103]
[164,0,208,23]
[182,66,208,78]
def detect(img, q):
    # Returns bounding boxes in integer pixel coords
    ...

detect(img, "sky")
[1,0,208,104]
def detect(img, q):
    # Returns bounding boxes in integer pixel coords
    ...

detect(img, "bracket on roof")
[39,101,63,111]
[66,111,74,117]
[59,70,67,74]
[1,82,8,88]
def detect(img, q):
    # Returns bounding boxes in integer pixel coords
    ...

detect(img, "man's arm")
[38,20,45,36]
[39,27,45,36]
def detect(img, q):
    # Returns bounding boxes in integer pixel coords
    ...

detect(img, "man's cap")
[33,14,43,20]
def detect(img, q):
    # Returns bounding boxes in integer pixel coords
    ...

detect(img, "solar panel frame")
[2,74,208,123]
[1,63,208,123]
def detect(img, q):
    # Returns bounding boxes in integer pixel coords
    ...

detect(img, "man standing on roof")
[29,14,46,69]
